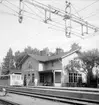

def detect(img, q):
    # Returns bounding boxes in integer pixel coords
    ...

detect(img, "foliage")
[78,49,99,87]
[1,46,65,72]
[14,51,27,69]
[65,59,81,72]
[70,43,81,51]
[24,46,34,54]
[78,49,99,70]
[2,48,15,75]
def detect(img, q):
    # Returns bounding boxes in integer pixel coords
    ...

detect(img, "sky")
[0,0,99,63]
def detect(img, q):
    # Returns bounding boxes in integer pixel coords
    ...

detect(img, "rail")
[0,85,99,105]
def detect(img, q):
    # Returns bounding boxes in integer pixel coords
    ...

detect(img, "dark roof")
[19,48,80,65]
[9,69,21,74]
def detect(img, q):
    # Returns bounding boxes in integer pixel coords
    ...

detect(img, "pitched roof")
[9,69,21,74]
[19,48,80,65]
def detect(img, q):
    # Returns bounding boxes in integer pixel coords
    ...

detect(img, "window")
[32,74,34,82]
[40,73,44,83]
[17,75,20,80]
[28,61,32,69]
[28,64,32,69]
[69,73,82,83]
[74,73,77,82]
[12,75,15,80]
[69,73,73,83]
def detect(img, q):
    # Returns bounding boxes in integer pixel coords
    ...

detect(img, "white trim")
[54,70,61,72]
[62,48,80,59]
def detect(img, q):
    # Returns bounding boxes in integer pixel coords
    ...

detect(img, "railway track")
[0,86,99,105]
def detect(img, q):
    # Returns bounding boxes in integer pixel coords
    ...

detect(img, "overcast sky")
[0,0,99,62]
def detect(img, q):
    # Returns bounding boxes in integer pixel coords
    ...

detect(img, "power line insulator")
[18,16,23,23]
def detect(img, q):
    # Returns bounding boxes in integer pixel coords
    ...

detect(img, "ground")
[0,92,71,105]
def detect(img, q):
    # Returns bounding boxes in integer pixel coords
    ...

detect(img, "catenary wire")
[48,26,84,39]
[3,0,19,9]
[23,2,44,20]
[0,10,18,17]
[83,9,99,19]
[71,4,81,18]
[77,0,99,13]
[1,2,19,14]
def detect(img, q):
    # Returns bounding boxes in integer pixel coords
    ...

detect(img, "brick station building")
[18,48,81,87]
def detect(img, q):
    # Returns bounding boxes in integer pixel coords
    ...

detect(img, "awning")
[39,70,53,73]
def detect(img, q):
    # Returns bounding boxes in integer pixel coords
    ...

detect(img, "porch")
[39,70,61,87]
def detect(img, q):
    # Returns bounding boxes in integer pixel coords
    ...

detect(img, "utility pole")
[19,0,24,23]
[64,1,71,38]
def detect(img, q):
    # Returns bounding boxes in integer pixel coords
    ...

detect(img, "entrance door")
[39,72,53,86]
[24,75,27,86]
[44,72,53,86]
[55,72,61,87]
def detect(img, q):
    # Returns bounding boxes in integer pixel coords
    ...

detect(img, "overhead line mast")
[19,0,24,23]
[19,0,99,38]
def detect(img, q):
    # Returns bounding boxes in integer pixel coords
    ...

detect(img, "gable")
[21,56,39,72]
[62,52,78,66]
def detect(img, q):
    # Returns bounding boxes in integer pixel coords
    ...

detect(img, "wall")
[43,60,62,71]
[22,57,39,72]
[0,78,10,86]
[61,52,78,86]
[39,63,44,71]
[62,53,78,66]
[21,57,39,86]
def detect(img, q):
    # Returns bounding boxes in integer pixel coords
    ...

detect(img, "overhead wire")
[83,9,99,19]
[1,0,44,22]
[77,0,99,13]
[1,0,97,39]
[22,2,39,16]
[47,22,65,30]
[24,1,66,28]
[32,2,44,15]
[25,0,98,32]
[1,2,19,14]
[22,13,43,22]
[46,19,85,39]
[31,0,49,9]
[23,2,44,20]
[71,4,81,18]
[0,10,18,17]
[84,13,98,19]
[48,26,84,39]
[3,0,19,9]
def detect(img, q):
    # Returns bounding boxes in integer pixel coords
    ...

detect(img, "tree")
[32,48,40,55]
[65,59,81,72]
[14,51,27,69]
[70,43,81,51]
[78,49,99,87]
[2,48,15,75]
[24,46,33,54]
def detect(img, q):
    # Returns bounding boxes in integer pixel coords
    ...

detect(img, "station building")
[19,48,82,87]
